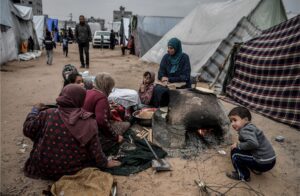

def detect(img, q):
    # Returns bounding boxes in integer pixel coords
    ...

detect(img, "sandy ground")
[1,44,299,196]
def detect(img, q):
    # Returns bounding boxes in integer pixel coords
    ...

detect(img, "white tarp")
[111,21,121,33]
[0,28,18,65]
[141,0,287,82]
[123,18,130,46]
[13,5,33,20]
[0,0,13,27]
[33,16,45,48]
[18,51,42,61]
[88,22,101,36]
[109,88,141,108]
[0,0,17,65]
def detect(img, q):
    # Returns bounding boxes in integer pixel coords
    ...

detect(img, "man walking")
[75,15,92,69]
[110,29,116,50]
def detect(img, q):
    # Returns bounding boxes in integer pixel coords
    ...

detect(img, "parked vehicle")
[92,31,110,48]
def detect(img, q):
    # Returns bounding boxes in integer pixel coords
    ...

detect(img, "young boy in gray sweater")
[226,107,276,181]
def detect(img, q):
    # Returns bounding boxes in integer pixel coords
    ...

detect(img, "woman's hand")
[106,160,121,168]
[140,84,145,92]
[117,135,124,143]
[161,77,169,83]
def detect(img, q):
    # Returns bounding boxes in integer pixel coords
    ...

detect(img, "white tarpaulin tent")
[141,0,287,82]
[33,15,46,49]
[0,0,39,65]
[0,0,17,65]
[88,22,101,36]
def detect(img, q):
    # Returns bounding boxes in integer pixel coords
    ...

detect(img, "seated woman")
[23,84,120,180]
[152,37,191,107]
[83,73,130,153]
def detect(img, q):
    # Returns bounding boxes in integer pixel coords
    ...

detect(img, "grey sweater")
[237,123,276,164]
[75,23,92,44]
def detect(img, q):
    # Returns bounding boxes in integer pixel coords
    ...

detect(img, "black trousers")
[151,85,169,108]
[231,148,276,180]
[63,46,68,57]
[78,42,89,66]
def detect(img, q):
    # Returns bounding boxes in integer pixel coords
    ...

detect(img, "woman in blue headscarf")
[158,37,191,87]
[152,37,191,107]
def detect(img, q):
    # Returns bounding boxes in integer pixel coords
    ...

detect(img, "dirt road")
[1,44,299,195]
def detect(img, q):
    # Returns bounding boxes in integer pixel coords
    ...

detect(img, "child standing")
[62,34,69,57]
[43,31,56,65]
[226,107,276,181]
[138,71,155,105]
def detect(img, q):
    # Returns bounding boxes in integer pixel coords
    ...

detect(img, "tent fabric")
[0,0,39,65]
[0,28,18,65]
[47,18,59,42]
[0,0,13,28]
[33,16,46,48]
[13,5,33,20]
[88,22,101,37]
[120,18,130,46]
[134,15,182,57]
[202,17,262,85]
[141,0,287,82]
[248,0,287,30]
[226,15,300,129]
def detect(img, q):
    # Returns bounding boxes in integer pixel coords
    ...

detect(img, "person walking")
[43,31,56,65]
[75,15,92,69]
[110,30,116,50]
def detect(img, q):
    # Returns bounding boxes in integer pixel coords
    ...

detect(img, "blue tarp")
[47,18,59,42]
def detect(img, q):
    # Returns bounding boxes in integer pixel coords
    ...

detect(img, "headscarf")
[168,37,183,73]
[143,71,155,84]
[56,84,97,146]
[94,72,115,97]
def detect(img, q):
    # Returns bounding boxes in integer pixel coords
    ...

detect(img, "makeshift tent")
[0,0,39,65]
[47,18,59,42]
[88,22,101,36]
[120,17,130,46]
[131,16,182,57]
[111,21,121,34]
[226,15,300,129]
[33,15,46,49]
[141,0,287,82]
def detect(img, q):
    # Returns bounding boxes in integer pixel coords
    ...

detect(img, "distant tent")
[120,17,130,47]
[131,15,182,57]
[88,22,101,36]
[33,15,47,49]
[111,21,121,34]
[226,15,300,129]
[0,0,39,65]
[141,0,287,82]
[47,18,59,42]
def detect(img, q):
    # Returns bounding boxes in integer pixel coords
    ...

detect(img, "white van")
[92,31,110,48]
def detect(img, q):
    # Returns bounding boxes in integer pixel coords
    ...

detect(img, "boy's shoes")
[86,65,89,69]
[80,64,85,68]
[250,169,262,175]
[226,171,251,182]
